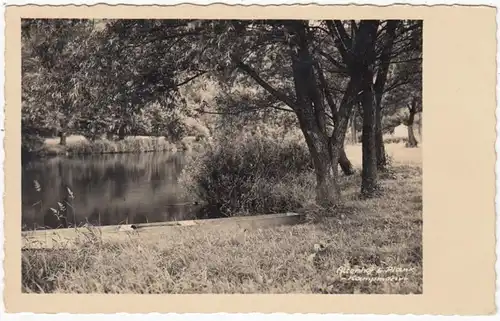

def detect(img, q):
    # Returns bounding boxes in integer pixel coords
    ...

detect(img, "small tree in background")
[21,19,96,147]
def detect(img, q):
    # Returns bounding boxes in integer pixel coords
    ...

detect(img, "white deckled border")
[0,1,499,321]
[2,0,500,6]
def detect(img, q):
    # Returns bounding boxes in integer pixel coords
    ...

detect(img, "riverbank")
[27,132,417,159]
[22,144,422,294]
[26,135,209,157]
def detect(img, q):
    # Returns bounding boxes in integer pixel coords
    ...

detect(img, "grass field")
[22,143,422,294]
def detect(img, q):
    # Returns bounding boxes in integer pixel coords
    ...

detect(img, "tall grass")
[179,132,316,218]
[29,179,86,230]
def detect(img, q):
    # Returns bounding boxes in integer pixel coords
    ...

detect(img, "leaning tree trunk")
[331,83,358,177]
[311,35,355,177]
[339,144,354,175]
[328,126,354,176]
[334,106,358,184]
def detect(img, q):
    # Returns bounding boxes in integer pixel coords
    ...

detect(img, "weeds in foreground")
[28,180,104,231]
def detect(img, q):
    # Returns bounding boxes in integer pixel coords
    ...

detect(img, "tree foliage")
[22,19,96,148]
[22,18,422,205]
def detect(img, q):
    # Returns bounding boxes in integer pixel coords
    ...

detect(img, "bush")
[179,132,316,218]
[22,133,45,154]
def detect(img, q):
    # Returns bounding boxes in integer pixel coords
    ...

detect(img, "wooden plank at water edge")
[21,212,305,249]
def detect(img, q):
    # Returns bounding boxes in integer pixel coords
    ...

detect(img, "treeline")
[22,19,422,205]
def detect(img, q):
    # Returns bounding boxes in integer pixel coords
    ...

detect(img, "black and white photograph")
[19,17,423,294]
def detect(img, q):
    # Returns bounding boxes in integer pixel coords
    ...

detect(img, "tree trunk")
[417,112,422,140]
[339,145,354,175]
[350,108,357,144]
[373,20,398,171]
[406,97,419,148]
[330,20,380,196]
[118,124,126,140]
[343,21,381,197]
[296,114,341,206]
[375,112,387,170]
[287,21,341,206]
[314,48,355,176]
[407,124,418,147]
[311,135,341,206]
[406,107,418,147]
[333,79,361,177]
[59,131,66,146]
[361,74,379,197]
[374,92,387,170]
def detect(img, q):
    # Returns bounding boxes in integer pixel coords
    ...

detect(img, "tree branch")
[383,78,415,93]
[373,20,398,105]
[233,57,298,110]
[307,25,332,35]
[333,20,352,48]
[388,57,422,65]
[315,61,338,124]
[326,20,351,63]
[169,70,207,89]
[315,48,348,72]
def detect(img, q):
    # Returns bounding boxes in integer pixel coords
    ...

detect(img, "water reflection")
[22,152,198,231]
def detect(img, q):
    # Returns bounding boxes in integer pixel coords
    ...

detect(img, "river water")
[21,152,200,231]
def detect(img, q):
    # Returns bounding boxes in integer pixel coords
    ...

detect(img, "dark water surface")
[21,152,199,231]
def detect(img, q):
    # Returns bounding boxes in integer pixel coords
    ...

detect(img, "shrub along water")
[179,132,317,218]
[30,136,187,156]
[65,137,177,155]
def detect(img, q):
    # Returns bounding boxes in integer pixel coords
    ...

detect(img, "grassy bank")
[22,143,422,294]
[29,135,209,157]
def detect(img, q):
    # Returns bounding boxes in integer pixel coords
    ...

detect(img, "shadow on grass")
[306,164,423,294]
